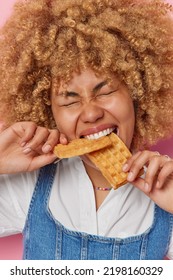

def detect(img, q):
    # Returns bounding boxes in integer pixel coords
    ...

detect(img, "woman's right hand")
[0,121,67,174]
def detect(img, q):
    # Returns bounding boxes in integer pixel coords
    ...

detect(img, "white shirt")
[0,157,173,259]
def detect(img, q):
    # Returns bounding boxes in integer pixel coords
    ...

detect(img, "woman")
[0,0,173,259]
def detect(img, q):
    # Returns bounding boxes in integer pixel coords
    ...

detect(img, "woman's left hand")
[123,150,173,214]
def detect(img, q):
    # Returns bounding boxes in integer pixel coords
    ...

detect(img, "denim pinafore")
[23,164,173,260]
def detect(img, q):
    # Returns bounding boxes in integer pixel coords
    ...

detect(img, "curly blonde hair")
[0,0,173,149]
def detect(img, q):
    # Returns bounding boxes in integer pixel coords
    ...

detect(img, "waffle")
[53,136,111,158]
[54,133,143,190]
[87,133,132,189]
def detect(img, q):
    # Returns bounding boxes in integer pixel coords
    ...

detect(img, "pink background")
[0,0,173,260]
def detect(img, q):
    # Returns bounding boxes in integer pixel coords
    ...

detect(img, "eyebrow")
[58,80,108,97]
[92,81,107,93]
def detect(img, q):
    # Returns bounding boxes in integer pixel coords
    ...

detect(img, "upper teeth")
[84,127,115,140]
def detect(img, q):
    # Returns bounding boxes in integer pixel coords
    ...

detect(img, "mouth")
[82,127,119,140]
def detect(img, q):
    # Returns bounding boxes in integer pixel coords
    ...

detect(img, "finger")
[59,133,68,144]
[133,176,173,213]
[11,122,37,146]
[42,131,68,154]
[23,126,50,153]
[132,177,147,192]
[27,153,57,171]
[42,129,60,153]
[132,177,156,194]
[132,176,163,201]
[126,151,161,183]
[122,151,142,172]
[126,151,150,182]
[156,160,173,189]
[144,156,161,191]
[146,154,172,190]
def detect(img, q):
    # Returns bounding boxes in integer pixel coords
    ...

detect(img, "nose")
[80,102,104,123]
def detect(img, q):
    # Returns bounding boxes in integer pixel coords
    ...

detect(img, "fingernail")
[144,182,150,192]
[23,147,32,154]
[127,171,134,181]
[122,164,128,172]
[156,180,160,188]
[21,142,26,147]
[42,144,52,153]
[60,136,68,144]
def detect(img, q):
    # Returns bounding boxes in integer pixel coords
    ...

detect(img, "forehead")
[58,69,119,90]
[62,69,104,87]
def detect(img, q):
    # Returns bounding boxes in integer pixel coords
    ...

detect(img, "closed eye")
[96,90,118,97]
[57,91,81,107]
[65,91,79,98]
[61,101,80,107]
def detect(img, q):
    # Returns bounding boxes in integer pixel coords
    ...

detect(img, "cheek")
[123,103,135,123]
[118,100,135,134]
[106,98,135,146]
[52,108,77,137]
[106,98,135,121]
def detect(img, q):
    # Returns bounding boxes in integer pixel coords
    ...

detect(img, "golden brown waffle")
[54,133,143,190]
[53,136,111,158]
[87,133,132,189]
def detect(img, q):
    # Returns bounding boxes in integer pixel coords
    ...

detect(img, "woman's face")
[51,69,135,149]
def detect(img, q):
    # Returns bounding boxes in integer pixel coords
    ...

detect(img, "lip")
[79,124,118,138]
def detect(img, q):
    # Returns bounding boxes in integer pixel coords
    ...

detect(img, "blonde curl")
[0,0,173,149]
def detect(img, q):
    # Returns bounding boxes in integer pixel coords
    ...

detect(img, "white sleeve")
[166,232,173,260]
[0,171,38,237]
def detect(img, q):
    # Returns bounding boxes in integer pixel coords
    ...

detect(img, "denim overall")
[23,163,173,260]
